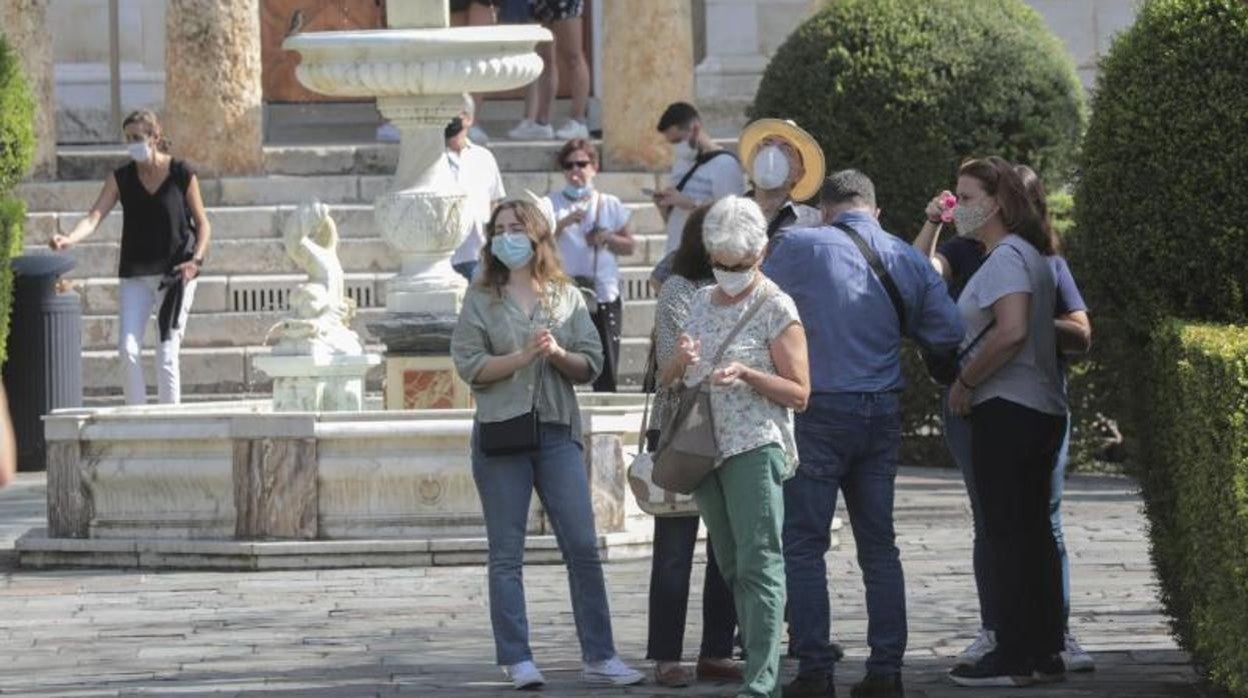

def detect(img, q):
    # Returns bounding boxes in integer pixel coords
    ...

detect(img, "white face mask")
[128,141,152,163]
[751,145,791,191]
[673,138,697,161]
[953,199,996,237]
[713,267,755,297]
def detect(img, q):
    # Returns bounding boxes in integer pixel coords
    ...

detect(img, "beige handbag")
[626,341,700,516]
[652,284,775,494]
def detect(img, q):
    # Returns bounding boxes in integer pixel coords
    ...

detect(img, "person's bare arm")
[174,175,212,281]
[50,176,120,249]
[0,384,16,488]
[913,192,953,280]
[1056,310,1092,355]
[949,292,1030,415]
[601,223,636,256]
[713,323,810,412]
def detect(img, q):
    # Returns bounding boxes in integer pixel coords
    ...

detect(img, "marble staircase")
[19,142,684,400]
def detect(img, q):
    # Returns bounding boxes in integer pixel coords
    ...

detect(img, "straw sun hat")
[738,118,826,202]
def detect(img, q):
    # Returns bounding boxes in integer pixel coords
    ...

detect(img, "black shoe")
[784,673,836,698]
[947,651,1034,688]
[1031,654,1066,684]
[850,672,904,698]
[786,641,844,661]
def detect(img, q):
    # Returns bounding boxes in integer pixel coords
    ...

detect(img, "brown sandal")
[655,662,693,687]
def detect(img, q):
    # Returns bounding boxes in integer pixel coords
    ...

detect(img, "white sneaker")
[582,656,645,686]
[554,118,590,140]
[504,660,546,690]
[1061,631,1095,672]
[508,119,554,141]
[955,628,997,668]
[469,124,491,145]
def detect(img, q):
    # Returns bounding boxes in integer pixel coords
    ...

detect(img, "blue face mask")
[491,232,535,270]
[563,184,591,201]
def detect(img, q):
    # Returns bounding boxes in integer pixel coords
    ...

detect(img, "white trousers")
[118,275,197,405]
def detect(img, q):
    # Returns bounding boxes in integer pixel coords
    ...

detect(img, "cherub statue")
[265,201,364,356]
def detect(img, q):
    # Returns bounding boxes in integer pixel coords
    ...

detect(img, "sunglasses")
[712,261,754,273]
[562,160,593,170]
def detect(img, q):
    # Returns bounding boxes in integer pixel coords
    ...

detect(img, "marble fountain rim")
[282,24,553,59]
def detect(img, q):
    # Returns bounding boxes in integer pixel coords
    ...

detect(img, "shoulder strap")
[767,204,797,239]
[833,222,907,332]
[711,282,777,366]
[676,150,736,192]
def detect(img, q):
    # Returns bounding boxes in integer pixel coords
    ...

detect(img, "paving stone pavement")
[0,467,1209,697]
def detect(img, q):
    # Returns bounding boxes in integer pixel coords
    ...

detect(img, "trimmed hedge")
[1140,322,1248,696]
[0,197,20,365]
[750,0,1086,239]
[1071,0,1248,444]
[0,36,34,195]
[0,33,34,367]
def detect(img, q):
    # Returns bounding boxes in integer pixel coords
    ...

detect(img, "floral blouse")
[681,279,802,477]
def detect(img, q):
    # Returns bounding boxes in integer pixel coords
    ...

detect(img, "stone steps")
[53,140,738,180]
[23,203,667,254]
[15,171,667,213]
[80,337,651,396]
[76,299,658,351]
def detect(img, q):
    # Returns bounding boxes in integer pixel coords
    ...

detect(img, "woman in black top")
[50,110,211,405]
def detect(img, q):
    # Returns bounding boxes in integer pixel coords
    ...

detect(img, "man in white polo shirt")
[448,94,507,281]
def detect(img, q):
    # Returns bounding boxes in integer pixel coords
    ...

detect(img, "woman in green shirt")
[450,196,644,690]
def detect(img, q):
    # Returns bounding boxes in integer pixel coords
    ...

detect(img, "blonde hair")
[122,110,171,153]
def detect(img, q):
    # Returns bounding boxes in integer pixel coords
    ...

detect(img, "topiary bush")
[0,36,34,196]
[0,34,35,368]
[0,197,22,365]
[1075,0,1248,337]
[1140,321,1248,696]
[750,0,1086,239]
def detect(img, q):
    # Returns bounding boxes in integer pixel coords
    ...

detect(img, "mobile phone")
[641,187,657,197]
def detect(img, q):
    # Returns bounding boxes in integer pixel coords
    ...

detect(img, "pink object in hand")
[940,193,957,223]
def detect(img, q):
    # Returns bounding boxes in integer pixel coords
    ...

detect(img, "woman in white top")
[660,195,810,698]
[547,138,636,392]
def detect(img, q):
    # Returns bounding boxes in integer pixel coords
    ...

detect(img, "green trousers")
[694,444,787,698]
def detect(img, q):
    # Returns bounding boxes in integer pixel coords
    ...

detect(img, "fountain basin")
[18,396,653,570]
[282,25,551,97]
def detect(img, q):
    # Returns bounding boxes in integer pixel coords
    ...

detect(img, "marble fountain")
[15,1,651,570]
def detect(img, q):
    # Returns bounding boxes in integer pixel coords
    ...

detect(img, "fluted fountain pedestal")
[282,22,549,409]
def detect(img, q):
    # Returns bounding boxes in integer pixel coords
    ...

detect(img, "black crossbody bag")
[833,222,993,386]
[480,358,545,456]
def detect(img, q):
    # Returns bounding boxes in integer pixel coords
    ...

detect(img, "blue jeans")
[784,393,907,678]
[471,422,617,665]
[942,391,1072,631]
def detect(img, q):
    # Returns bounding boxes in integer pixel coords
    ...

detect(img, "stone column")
[165,0,263,175]
[0,0,56,179]
[600,0,694,171]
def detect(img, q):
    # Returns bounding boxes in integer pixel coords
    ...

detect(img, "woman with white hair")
[660,195,810,697]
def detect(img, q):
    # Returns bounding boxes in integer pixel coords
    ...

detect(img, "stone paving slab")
[0,468,1209,696]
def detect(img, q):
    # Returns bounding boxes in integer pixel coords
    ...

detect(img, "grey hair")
[702,195,768,259]
[820,169,877,209]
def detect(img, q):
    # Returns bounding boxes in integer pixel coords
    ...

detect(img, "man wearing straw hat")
[738,118,826,241]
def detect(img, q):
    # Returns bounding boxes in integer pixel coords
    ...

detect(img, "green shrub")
[750,0,1086,239]
[0,197,23,365]
[1140,321,1248,696]
[0,35,34,195]
[1071,0,1248,443]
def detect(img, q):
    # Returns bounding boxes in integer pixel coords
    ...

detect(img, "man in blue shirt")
[763,170,963,698]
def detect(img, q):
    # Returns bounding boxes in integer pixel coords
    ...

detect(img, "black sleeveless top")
[114,158,196,278]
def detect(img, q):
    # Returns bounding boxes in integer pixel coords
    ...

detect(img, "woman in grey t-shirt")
[945,157,1069,687]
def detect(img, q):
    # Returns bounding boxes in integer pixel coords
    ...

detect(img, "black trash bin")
[2,254,82,472]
